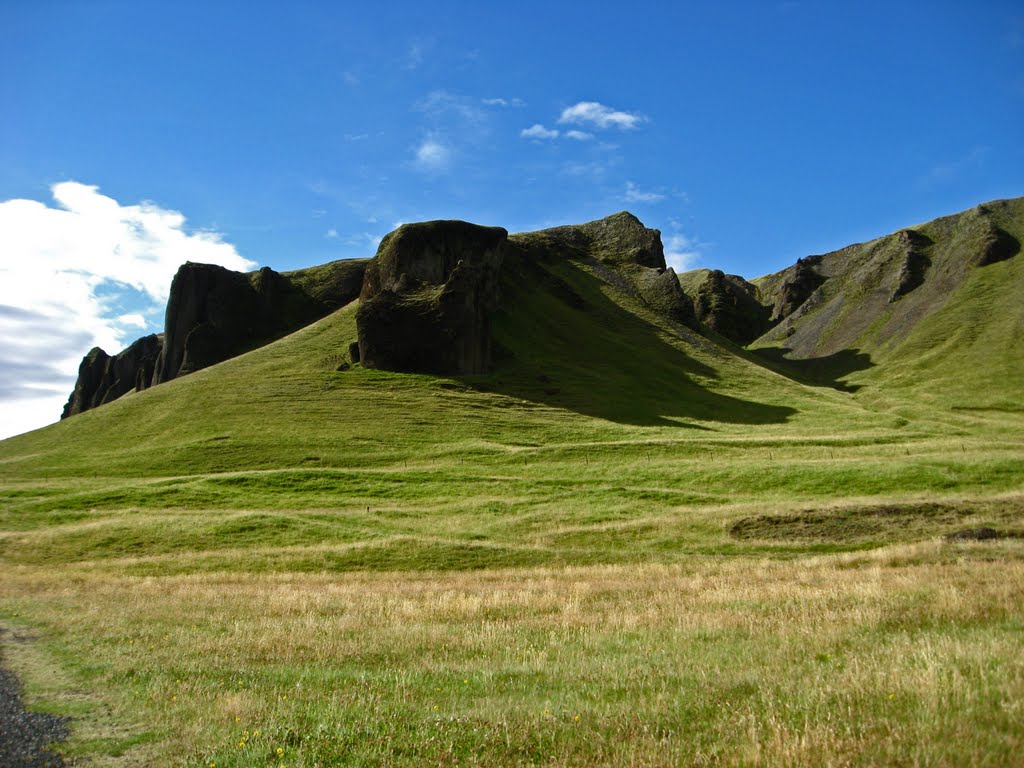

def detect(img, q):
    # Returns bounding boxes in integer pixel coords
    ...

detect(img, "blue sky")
[1,0,1022,437]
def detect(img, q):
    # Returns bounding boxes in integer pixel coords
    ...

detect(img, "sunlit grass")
[1,244,1022,765]
[3,543,1023,766]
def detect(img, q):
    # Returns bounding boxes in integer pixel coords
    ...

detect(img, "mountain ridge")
[54,196,1023,424]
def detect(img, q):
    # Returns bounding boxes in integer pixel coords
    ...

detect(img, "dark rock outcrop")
[975,224,1020,267]
[154,259,368,384]
[772,256,824,319]
[632,266,695,325]
[62,334,162,418]
[65,258,369,417]
[356,221,507,374]
[694,270,771,345]
[889,229,931,302]
[514,212,695,326]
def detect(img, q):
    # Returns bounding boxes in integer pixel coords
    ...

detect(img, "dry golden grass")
[3,540,1023,766]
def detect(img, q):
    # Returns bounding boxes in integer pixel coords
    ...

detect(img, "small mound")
[943,527,1002,542]
[729,499,1024,545]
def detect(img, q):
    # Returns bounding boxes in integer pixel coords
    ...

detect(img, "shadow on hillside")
[750,347,874,393]
[464,255,798,427]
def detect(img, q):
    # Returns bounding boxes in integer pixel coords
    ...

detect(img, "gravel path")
[0,651,69,768]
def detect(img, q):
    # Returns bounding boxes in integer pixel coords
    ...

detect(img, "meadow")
[1,249,1023,765]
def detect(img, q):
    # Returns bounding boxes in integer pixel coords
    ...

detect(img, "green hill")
[746,198,1024,409]
[1,203,1022,766]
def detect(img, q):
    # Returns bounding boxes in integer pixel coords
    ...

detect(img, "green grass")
[1,227,1023,765]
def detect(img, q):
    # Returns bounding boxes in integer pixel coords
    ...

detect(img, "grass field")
[1,235,1023,765]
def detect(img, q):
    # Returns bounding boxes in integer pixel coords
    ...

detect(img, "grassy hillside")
[748,198,1024,415]
[1,211,1023,766]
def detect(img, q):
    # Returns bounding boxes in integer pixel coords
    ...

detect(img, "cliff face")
[512,212,695,327]
[679,269,770,346]
[64,257,369,417]
[153,262,327,384]
[356,221,508,375]
[155,258,368,384]
[351,212,699,377]
[750,198,1023,360]
[62,334,162,418]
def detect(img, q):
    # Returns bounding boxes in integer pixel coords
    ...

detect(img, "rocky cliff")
[63,198,1023,419]
[689,269,770,345]
[63,211,697,415]
[155,262,327,384]
[350,211,699,377]
[510,212,695,326]
[63,257,368,417]
[356,221,508,375]
[62,334,162,418]
[748,198,1022,360]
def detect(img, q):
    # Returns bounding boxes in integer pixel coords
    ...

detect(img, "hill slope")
[754,199,1023,401]
[1,204,1023,767]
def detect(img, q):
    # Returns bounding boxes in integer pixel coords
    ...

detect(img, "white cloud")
[624,181,665,203]
[416,90,487,125]
[483,97,526,107]
[326,228,339,239]
[413,138,452,171]
[118,313,147,328]
[558,101,646,130]
[0,181,255,439]
[342,232,385,251]
[520,124,560,140]
[664,233,700,272]
[564,130,593,141]
[405,40,428,70]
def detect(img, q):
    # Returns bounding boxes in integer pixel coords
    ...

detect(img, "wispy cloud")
[664,233,701,272]
[918,145,990,188]
[404,39,430,70]
[416,89,487,125]
[564,130,593,141]
[558,101,646,130]
[414,137,452,171]
[623,181,665,203]
[325,228,339,239]
[520,124,560,140]
[341,231,385,251]
[0,181,255,438]
[483,97,526,107]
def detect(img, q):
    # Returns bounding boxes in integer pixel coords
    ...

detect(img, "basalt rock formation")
[772,256,825,319]
[353,212,696,376]
[512,212,695,326]
[62,334,162,418]
[64,258,368,417]
[61,197,1024,419]
[889,230,931,303]
[972,219,1020,267]
[745,196,1023,362]
[154,262,327,384]
[155,257,367,383]
[356,221,508,375]
[691,270,770,345]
